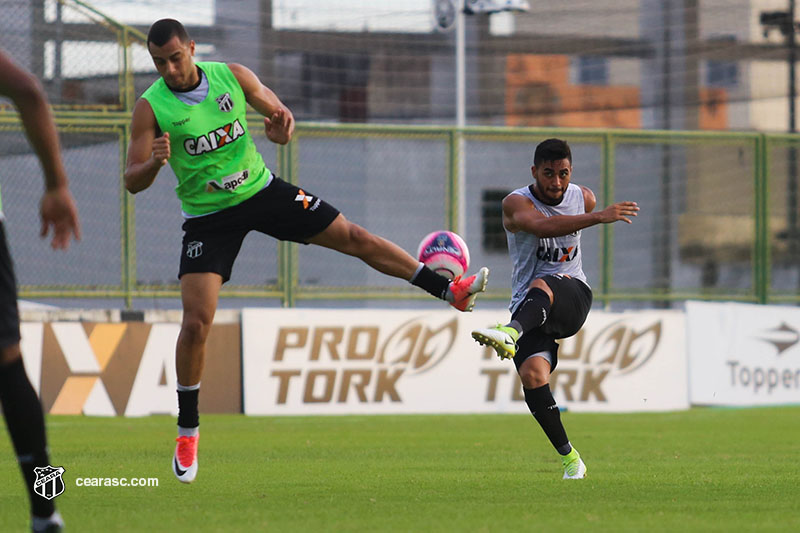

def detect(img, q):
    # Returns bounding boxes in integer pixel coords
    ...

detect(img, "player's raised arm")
[124,98,170,194]
[228,62,294,145]
[502,188,638,238]
[502,193,598,238]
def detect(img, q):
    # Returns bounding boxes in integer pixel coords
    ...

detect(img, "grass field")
[1,407,799,532]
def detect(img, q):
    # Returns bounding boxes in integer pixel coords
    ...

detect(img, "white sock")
[408,262,425,283]
[444,283,455,303]
[178,426,199,437]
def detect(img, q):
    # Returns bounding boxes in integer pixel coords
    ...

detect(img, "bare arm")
[0,50,81,248]
[124,98,170,194]
[502,186,638,238]
[228,62,294,145]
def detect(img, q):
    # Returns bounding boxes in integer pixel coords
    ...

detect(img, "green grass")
[1,407,799,532]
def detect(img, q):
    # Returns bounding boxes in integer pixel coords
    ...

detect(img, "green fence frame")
[1,113,793,307]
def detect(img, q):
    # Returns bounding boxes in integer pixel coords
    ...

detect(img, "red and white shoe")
[172,434,199,483]
[448,267,489,312]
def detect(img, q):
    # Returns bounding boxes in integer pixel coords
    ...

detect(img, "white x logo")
[294,190,314,209]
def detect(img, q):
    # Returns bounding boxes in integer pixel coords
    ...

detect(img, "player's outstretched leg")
[446,267,489,312]
[308,216,490,311]
[471,324,520,359]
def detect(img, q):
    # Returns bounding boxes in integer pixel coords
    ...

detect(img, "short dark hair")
[533,138,572,166]
[147,19,189,48]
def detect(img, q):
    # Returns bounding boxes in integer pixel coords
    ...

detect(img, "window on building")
[577,56,608,85]
[706,60,738,88]
[706,35,739,88]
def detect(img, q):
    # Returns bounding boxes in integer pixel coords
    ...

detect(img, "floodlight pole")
[790,0,798,275]
[456,7,467,237]
[760,3,799,275]
[456,9,466,130]
[453,2,530,237]
[790,0,797,134]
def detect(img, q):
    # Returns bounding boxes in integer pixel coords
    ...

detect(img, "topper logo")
[757,322,799,355]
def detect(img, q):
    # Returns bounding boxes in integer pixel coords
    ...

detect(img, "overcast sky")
[42,0,448,79]
[54,0,434,32]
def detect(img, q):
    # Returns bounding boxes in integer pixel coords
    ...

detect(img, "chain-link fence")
[2,113,799,309]
[2,1,800,310]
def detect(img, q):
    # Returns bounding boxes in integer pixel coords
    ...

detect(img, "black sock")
[509,287,551,334]
[410,264,451,300]
[0,358,55,518]
[177,388,199,429]
[524,384,570,454]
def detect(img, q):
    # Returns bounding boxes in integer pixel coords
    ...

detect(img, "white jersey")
[506,182,589,314]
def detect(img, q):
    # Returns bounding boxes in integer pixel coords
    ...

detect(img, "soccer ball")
[417,231,470,280]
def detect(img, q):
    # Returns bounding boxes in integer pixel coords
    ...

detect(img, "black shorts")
[179,177,340,282]
[0,223,21,350]
[512,274,592,373]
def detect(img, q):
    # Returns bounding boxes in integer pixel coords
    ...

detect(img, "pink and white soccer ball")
[417,231,470,280]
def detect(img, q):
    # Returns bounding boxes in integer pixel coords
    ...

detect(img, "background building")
[1,0,797,131]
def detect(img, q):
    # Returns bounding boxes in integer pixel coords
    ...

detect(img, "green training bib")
[141,61,271,216]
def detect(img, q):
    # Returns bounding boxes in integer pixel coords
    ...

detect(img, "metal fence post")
[277,136,296,307]
[755,134,769,304]
[601,132,615,308]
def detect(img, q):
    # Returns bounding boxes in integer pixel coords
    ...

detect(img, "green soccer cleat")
[471,325,520,360]
[561,448,587,480]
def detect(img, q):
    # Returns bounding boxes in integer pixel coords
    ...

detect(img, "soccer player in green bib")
[125,19,490,484]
